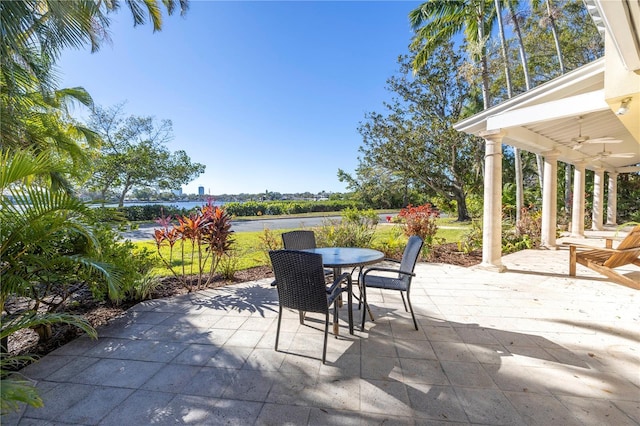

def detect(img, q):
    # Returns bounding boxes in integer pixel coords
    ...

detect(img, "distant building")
[198,186,205,196]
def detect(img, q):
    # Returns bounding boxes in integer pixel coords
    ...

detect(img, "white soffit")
[454,59,605,135]
[486,90,609,130]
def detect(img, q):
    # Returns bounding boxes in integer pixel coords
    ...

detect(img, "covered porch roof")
[453,58,640,173]
[454,0,640,174]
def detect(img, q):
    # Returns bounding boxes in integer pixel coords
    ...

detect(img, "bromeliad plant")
[154,200,234,291]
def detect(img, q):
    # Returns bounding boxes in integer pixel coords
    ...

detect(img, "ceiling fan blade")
[609,152,636,158]
[583,137,623,144]
[593,151,636,160]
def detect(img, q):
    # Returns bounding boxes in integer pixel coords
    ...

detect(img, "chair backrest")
[281,230,317,250]
[604,225,640,268]
[269,250,328,314]
[398,235,424,279]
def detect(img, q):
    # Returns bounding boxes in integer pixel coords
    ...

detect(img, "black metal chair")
[360,235,424,330]
[269,250,352,363]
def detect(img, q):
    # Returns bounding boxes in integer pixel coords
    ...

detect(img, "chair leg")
[323,312,329,364]
[406,293,418,330]
[275,306,283,351]
[299,310,305,324]
[569,245,577,276]
[400,292,409,312]
[361,284,366,330]
[333,303,339,336]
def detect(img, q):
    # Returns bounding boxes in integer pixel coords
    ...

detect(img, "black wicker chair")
[360,235,424,330]
[269,250,352,363]
[281,230,333,277]
[281,230,318,250]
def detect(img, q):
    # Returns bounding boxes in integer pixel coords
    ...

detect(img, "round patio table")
[302,247,385,335]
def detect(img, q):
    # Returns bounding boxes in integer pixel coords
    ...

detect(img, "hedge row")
[94,204,194,222]
[95,200,365,222]
[222,200,364,217]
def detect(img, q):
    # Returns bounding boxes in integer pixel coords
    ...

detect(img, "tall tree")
[505,0,532,223]
[356,44,483,221]
[88,104,205,206]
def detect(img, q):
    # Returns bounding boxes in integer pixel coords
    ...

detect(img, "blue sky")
[58,1,422,195]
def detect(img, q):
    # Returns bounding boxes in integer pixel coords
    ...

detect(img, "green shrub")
[315,207,377,248]
[501,207,542,254]
[222,200,363,217]
[458,220,483,254]
[218,250,242,280]
[371,226,406,259]
[258,228,283,266]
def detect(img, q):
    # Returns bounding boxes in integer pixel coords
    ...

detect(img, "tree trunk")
[477,3,491,110]
[497,0,524,221]
[565,163,572,213]
[514,147,524,222]
[536,153,544,192]
[508,0,532,91]
[453,189,471,222]
[546,0,566,74]
[495,0,512,98]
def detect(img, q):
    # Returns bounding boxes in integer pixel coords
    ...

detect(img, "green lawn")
[137,217,472,277]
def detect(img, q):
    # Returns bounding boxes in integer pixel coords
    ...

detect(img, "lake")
[95,201,226,210]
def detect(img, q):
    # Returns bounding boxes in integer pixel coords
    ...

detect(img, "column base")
[475,262,507,273]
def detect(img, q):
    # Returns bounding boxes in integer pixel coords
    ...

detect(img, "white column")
[571,161,586,238]
[592,167,604,231]
[479,130,506,272]
[541,150,559,249]
[606,172,618,225]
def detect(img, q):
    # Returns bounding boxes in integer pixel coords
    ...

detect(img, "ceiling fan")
[592,143,636,161]
[569,116,622,150]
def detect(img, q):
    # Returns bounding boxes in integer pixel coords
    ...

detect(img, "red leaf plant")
[398,203,440,258]
[154,200,234,291]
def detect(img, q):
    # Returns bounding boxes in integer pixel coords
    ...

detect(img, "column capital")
[479,129,506,143]
[573,159,587,168]
[608,171,619,177]
[542,149,561,159]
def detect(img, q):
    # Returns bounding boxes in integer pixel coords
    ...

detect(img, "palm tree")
[0,0,189,59]
[409,0,494,110]
[492,0,524,223]
[536,0,566,74]
[504,0,532,222]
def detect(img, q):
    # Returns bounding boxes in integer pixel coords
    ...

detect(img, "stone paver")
[3,233,639,425]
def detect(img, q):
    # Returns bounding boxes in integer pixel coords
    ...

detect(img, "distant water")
[94,201,225,210]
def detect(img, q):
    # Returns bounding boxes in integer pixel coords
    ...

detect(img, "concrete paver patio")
[4,235,639,425]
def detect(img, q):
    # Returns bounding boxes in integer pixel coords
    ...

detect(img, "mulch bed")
[6,243,481,364]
